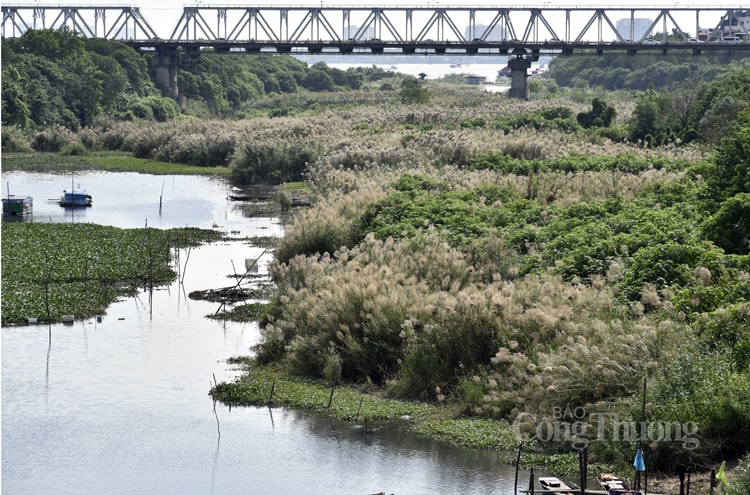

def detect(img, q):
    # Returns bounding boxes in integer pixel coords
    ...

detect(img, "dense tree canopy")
[2,30,389,128]
[1,29,172,129]
[549,53,748,91]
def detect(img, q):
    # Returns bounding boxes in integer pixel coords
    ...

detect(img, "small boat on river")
[59,189,92,207]
[3,195,33,217]
[539,477,578,495]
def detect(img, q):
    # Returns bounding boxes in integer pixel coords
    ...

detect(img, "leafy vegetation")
[549,53,750,91]
[1,29,413,130]
[1,223,223,325]
[8,27,750,483]
[197,73,750,475]
[1,29,176,129]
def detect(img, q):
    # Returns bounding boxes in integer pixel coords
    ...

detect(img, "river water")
[2,170,540,494]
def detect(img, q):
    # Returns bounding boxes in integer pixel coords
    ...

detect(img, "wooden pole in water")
[584,446,588,494]
[355,396,364,421]
[514,442,524,495]
[268,380,276,405]
[529,467,535,495]
[679,470,685,495]
[579,449,585,495]
[327,385,335,408]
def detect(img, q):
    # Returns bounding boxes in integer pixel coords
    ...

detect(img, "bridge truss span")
[165,5,748,45]
[2,5,158,40]
[3,4,750,54]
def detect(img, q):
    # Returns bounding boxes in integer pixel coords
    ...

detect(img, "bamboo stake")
[514,442,524,495]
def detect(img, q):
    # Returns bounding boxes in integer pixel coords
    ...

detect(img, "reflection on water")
[2,171,540,494]
[1,171,281,234]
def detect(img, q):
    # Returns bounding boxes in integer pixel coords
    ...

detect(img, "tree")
[577,98,616,128]
[628,93,662,143]
[702,193,750,255]
[276,72,298,93]
[400,83,430,104]
[705,106,750,203]
[301,69,335,92]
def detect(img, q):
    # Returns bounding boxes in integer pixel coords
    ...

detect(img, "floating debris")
[189,286,259,302]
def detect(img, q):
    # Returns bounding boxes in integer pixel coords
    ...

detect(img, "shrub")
[59,141,89,156]
[528,79,543,94]
[577,98,616,128]
[400,84,430,105]
[31,126,74,152]
[1,126,31,152]
[230,141,315,185]
[702,193,750,255]
[267,106,298,118]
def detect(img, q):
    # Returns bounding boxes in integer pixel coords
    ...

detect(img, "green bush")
[400,84,430,104]
[59,140,89,156]
[31,126,74,152]
[577,98,616,128]
[230,141,315,185]
[703,193,750,255]
[1,126,31,152]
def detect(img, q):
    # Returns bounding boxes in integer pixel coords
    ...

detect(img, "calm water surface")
[3,171,539,494]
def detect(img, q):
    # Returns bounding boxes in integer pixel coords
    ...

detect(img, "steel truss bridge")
[3,5,750,55]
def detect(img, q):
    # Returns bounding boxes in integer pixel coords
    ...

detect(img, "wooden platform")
[521,490,666,495]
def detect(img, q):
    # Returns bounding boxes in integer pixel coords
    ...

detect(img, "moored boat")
[59,189,92,207]
[2,195,33,216]
[539,477,578,495]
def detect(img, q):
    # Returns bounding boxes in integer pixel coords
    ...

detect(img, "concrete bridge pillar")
[151,54,181,98]
[508,57,532,100]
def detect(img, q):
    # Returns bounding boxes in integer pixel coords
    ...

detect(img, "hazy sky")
[7,2,734,41]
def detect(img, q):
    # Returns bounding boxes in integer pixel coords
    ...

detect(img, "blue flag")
[633,449,646,471]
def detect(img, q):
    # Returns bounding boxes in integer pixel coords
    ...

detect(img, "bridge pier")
[508,57,532,100]
[151,54,181,98]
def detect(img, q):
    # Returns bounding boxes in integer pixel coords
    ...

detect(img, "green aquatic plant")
[1,223,223,325]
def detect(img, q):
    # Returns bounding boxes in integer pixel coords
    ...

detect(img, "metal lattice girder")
[639,12,666,41]
[2,8,29,37]
[522,9,561,42]
[1,5,158,39]
[226,9,279,42]
[2,5,748,47]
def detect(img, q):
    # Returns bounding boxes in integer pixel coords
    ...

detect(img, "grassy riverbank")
[211,360,582,474]
[1,223,223,326]
[1,152,231,175]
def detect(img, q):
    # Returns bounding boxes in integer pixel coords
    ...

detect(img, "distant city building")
[345,24,375,40]
[720,11,750,36]
[465,23,506,41]
[616,18,653,40]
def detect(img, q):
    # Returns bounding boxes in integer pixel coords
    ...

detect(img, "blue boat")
[59,189,92,207]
